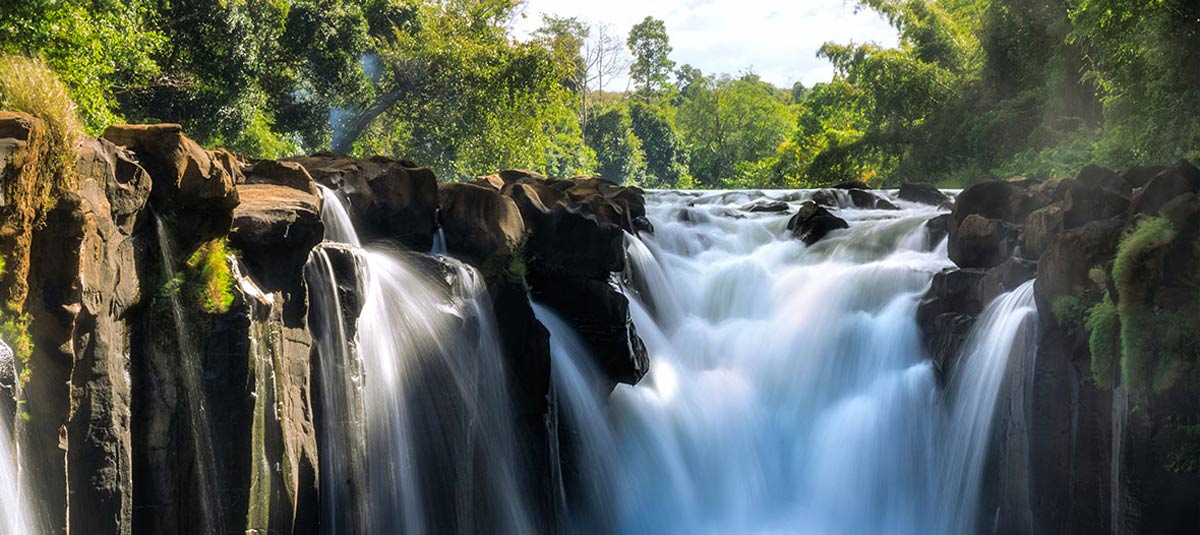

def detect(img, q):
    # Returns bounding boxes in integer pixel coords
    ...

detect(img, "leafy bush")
[185,239,236,315]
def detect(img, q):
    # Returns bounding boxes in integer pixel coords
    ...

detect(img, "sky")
[512,0,900,90]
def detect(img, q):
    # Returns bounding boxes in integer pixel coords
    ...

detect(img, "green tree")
[627,16,676,95]
[585,106,645,184]
[676,74,796,185]
[628,101,688,187]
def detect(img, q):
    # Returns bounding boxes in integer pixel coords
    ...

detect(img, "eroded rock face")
[787,201,849,245]
[288,153,437,250]
[437,182,526,269]
[102,124,239,250]
[231,184,323,292]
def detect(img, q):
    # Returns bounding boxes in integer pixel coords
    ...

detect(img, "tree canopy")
[1,0,1197,186]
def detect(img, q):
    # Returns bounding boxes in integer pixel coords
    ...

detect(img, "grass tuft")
[185,239,236,315]
[0,54,82,206]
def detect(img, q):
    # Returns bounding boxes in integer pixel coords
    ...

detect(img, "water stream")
[578,190,1037,534]
[309,187,534,534]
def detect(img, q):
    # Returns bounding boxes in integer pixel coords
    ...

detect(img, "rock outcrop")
[922,161,1200,534]
[288,153,437,251]
[787,201,849,245]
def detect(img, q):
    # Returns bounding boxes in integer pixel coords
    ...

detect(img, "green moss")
[506,231,531,283]
[1086,294,1120,388]
[1112,217,1178,395]
[184,239,235,315]
[1052,294,1085,329]
[1166,417,1200,474]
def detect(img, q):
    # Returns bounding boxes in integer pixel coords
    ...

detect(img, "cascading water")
[152,214,223,535]
[307,187,534,534]
[592,189,1037,534]
[0,390,32,535]
[531,303,621,533]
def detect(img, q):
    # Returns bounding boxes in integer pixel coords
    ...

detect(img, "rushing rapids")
[307,184,1040,534]
[581,189,1036,533]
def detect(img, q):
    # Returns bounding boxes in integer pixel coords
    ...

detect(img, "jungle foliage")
[1,0,1197,186]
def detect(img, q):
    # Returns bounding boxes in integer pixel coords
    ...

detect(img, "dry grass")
[0,54,82,201]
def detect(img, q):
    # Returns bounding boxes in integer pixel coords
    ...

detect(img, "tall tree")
[627,16,676,95]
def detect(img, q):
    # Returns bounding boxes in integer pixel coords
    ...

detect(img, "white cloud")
[512,0,899,89]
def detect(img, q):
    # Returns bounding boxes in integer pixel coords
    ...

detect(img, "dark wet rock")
[1120,164,1168,189]
[1129,160,1200,216]
[1033,218,1124,330]
[787,201,849,245]
[438,182,525,270]
[949,213,1019,268]
[1021,202,1063,260]
[230,184,324,291]
[925,213,951,249]
[849,189,899,210]
[527,274,648,386]
[898,182,951,206]
[287,153,438,250]
[1060,178,1129,229]
[509,182,624,281]
[811,189,839,207]
[741,199,790,213]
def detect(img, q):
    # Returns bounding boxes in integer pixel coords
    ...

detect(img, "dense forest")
[2,0,1198,187]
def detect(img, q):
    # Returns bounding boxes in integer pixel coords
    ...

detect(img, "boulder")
[953,180,1020,222]
[509,183,624,280]
[898,182,951,206]
[243,159,318,195]
[1021,202,1063,260]
[1120,164,1168,189]
[811,189,840,207]
[1033,218,1124,331]
[1060,179,1129,229]
[787,201,849,245]
[849,189,899,210]
[925,213,951,249]
[230,184,324,291]
[101,124,239,215]
[741,200,790,213]
[949,213,1019,268]
[527,274,648,386]
[288,153,437,250]
[916,268,988,380]
[1129,161,1200,216]
[438,182,525,269]
[1074,164,1131,198]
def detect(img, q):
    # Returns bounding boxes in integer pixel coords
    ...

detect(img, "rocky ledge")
[0,114,647,534]
[919,162,1200,533]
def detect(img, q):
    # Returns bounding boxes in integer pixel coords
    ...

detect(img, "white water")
[0,399,32,535]
[587,189,1037,534]
[310,187,534,534]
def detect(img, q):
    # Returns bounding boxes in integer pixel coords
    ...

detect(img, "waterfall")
[309,187,534,534]
[0,396,32,535]
[532,303,621,533]
[602,190,1037,534]
[152,214,223,534]
[935,279,1038,532]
